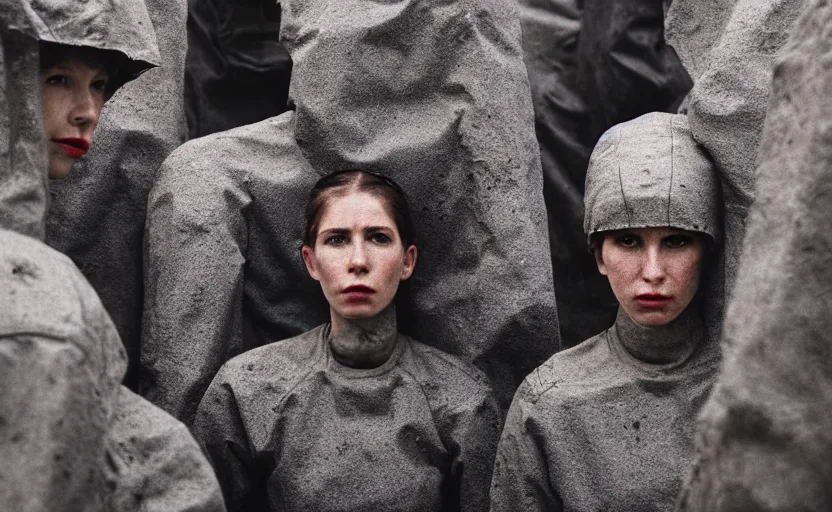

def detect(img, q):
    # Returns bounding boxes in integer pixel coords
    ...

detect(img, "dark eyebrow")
[365,226,394,233]
[318,228,349,237]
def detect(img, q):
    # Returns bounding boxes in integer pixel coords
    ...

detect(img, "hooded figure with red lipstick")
[28,0,161,179]
[491,112,722,512]
[0,2,224,511]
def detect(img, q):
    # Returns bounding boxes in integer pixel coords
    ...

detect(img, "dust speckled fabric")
[195,324,501,512]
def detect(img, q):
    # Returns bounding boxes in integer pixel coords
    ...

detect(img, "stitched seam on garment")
[617,129,632,227]
[668,116,675,226]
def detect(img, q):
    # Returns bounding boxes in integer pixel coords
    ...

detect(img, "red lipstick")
[342,284,375,302]
[53,138,90,159]
[636,293,672,308]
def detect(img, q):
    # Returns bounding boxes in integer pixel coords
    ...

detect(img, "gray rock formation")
[677,0,832,509]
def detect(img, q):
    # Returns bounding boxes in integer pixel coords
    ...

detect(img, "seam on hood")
[668,114,675,227]
[616,128,632,228]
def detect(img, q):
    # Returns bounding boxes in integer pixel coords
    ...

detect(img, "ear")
[400,245,418,280]
[301,245,321,281]
[594,245,608,276]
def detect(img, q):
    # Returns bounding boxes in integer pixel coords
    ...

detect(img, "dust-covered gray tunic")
[490,308,718,511]
[194,324,501,512]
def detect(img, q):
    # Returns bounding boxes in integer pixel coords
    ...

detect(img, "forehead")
[42,56,109,76]
[317,191,396,230]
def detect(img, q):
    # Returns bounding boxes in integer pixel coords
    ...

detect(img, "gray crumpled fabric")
[665,0,807,296]
[46,0,187,390]
[185,0,291,139]
[519,0,691,346]
[194,323,501,511]
[0,227,126,511]
[491,112,722,511]
[583,112,721,242]
[577,0,692,142]
[677,0,832,509]
[0,0,48,240]
[143,0,559,423]
[0,229,226,512]
[21,0,160,89]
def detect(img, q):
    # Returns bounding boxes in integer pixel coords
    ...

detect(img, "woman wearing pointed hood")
[25,0,160,178]
[490,112,723,511]
[0,2,224,511]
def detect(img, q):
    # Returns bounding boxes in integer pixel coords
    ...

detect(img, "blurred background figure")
[185,0,292,139]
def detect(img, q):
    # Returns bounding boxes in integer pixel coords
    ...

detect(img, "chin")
[339,305,383,320]
[631,311,679,327]
[48,159,73,179]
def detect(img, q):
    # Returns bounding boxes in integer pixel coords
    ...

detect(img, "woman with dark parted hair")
[194,170,502,512]
[490,112,723,512]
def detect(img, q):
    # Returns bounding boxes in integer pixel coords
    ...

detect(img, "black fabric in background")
[185,0,292,139]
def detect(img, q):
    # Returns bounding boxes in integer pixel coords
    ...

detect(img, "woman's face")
[595,227,704,327]
[302,191,417,322]
[41,57,110,179]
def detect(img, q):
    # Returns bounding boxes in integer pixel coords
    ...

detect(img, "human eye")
[45,74,69,86]
[324,234,347,246]
[370,232,392,245]
[614,233,640,248]
[664,234,694,248]
[91,79,109,94]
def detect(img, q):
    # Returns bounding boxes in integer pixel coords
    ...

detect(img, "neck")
[329,303,398,369]
[614,301,704,366]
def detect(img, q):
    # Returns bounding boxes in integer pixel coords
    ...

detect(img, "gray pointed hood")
[22,0,161,87]
[584,112,721,241]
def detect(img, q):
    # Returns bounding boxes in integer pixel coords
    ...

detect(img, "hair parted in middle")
[303,170,416,248]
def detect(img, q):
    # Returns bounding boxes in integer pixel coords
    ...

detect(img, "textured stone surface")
[677,0,832,509]
[0,0,47,240]
[666,0,807,298]
[143,0,560,423]
[46,0,187,389]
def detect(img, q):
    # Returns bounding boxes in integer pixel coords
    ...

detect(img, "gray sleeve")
[490,389,562,512]
[106,386,226,512]
[193,370,264,510]
[440,387,503,512]
[141,148,250,426]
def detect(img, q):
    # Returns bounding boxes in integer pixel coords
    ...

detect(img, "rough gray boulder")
[677,0,832,509]
[46,0,187,390]
[142,0,560,424]
[666,0,806,299]
[0,0,47,240]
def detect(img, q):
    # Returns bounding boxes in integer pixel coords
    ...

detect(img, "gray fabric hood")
[584,112,720,241]
[22,0,161,87]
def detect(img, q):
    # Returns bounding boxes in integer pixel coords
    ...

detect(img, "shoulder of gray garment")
[583,112,721,241]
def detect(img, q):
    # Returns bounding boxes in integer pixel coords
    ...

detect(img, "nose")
[348,239,369,275]
[69,89,100,131]
[641,246,665,284]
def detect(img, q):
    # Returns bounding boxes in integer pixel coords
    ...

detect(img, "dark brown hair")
[304,170,416,248]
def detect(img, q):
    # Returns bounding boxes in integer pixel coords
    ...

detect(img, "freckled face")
[302,192,417,321]
[40,57,110,179]
[596,227,705,327]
